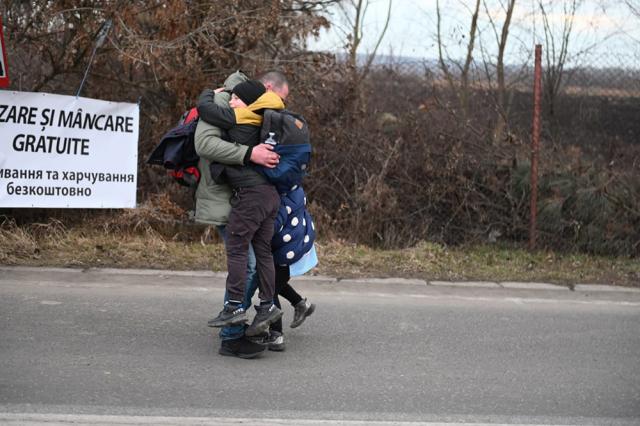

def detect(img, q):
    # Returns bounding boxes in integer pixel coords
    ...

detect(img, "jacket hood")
[223,70,249,91]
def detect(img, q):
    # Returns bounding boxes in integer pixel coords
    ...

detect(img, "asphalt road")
[1,267,639,426]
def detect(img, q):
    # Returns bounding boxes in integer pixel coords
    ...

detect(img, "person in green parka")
[194,71,286,358]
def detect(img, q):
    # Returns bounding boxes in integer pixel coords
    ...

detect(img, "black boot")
[290,298,315,328]
[219,337,266,359]
[207,303,247,328]
[265,330,285,352]
[245,304,283,337]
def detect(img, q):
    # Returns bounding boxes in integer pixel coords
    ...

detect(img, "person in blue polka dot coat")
[250,184,318,350]
[272,185,316,266]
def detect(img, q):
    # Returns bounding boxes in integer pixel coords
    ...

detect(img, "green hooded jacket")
[193,70,250,226]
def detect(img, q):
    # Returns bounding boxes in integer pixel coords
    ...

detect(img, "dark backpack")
[260,109,310,145]
[147,107,201,188]
[258,109,312,192]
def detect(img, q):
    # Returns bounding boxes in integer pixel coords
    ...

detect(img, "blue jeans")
[217,225,259,341]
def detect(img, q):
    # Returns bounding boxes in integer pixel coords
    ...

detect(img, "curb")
[1,265,639,293]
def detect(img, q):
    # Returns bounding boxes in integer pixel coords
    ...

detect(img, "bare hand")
[214,87,225,93]
[250,144,280,168]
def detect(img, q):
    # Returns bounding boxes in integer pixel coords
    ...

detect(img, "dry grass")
[0,224,225,271]
[314,240,640,287]
[1,217,638,286]
[0,217,39,263]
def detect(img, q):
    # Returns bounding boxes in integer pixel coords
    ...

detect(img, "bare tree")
[539,0,582,116]
[436,0,482,116]
[622,0,640,17]
[340,0,392,96]
[482,0,517,141]
[490,1,517,113]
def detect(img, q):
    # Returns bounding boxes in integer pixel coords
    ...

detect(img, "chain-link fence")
[368,51,640,144]
[304,48,640,255]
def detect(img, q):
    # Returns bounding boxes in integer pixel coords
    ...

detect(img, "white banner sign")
[0,91,139,208]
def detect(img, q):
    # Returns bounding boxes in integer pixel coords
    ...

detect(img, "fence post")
[529,44,542,251]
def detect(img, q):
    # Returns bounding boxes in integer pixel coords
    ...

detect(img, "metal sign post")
[529,44,542,251]
[76,19,112,98]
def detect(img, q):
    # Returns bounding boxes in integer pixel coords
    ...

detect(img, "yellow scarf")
[234,91,285,126]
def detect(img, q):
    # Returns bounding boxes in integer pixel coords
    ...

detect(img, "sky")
[307,0,640,68]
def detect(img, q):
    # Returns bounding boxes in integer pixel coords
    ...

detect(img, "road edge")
[1,265,638,293]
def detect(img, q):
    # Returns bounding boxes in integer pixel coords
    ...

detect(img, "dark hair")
[259,70,288,90]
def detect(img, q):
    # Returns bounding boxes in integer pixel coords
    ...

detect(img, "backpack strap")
[261,109,275,143]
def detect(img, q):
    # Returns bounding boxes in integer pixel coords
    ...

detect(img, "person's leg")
[212,226,264,358]
[224,206,259,303]
[247,263,285,349]
[281,263,316,329]
[263,265,286,352]
[207,210,256,327]
[275,264,303,307]
[252,233,276,304]
[271,294,283,333]
[271,264,290,333]
[251,187,280,303]
[273,262,315,328]
[242,243,260,308]
[211,187,275,329]
[245,186,283,336]
[216,225,260,340]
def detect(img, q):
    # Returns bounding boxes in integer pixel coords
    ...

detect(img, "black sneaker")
[245,304,283,337]
[265,330,285,352]
[219,337,265,359]
[290,298,315,328]
[247,330,285,351]
[207,304,247,328]
[246,331,269,345]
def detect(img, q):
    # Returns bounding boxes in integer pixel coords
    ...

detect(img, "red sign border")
[0,16,9,88]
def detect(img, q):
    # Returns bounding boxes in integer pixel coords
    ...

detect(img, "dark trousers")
[225,184,280,303]
[271,264,304,333]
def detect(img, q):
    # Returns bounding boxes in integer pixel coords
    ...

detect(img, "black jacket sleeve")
[196,89,237,130]
[243,146,254,165]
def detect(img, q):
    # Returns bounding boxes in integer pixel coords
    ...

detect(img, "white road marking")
[0,413,595,426]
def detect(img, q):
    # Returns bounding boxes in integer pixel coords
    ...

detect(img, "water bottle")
[264,132,278,146]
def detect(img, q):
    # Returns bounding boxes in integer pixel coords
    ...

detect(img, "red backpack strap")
[183,107,199,124]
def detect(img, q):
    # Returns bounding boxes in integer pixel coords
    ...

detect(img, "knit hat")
[232,80,266,105]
